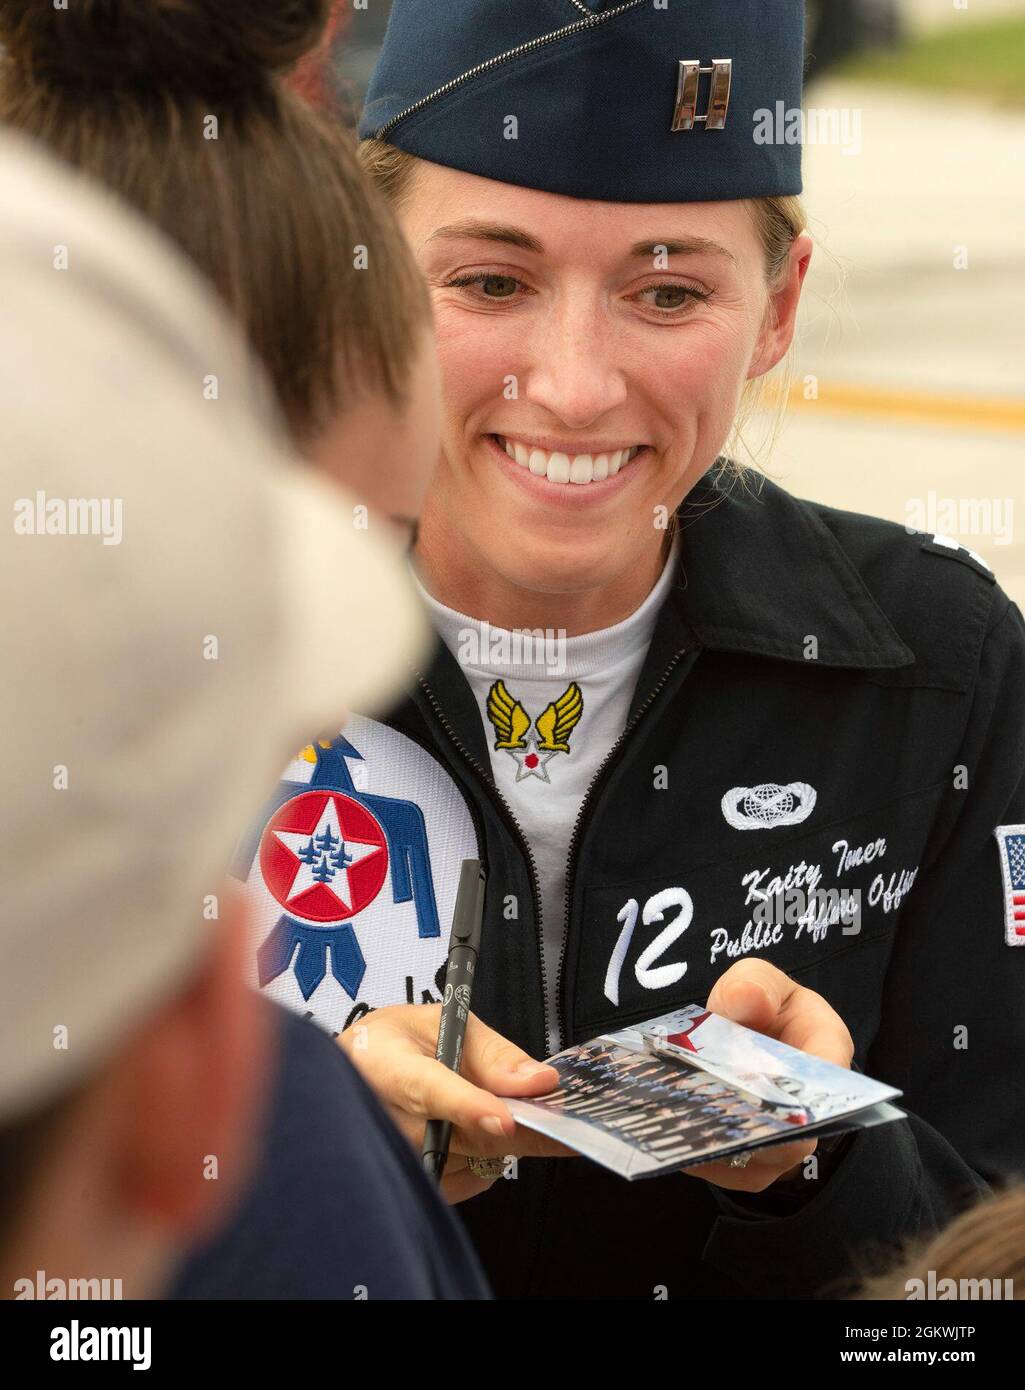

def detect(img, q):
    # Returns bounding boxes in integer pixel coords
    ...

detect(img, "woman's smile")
[485,432,649,499]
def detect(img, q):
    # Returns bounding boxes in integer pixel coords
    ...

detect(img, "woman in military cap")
[327,0,1025,1299]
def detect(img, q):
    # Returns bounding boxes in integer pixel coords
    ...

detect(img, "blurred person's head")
[852,1186,1025,1302]
[0,132,427,1300]
[287,0,347,112]
[0,0,439,541]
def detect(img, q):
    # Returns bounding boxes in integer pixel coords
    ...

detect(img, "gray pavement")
[903,0,1024,32]
[748,72,1025,606]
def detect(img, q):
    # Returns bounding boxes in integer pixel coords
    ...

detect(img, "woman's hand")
[682,958,855,1194]
[338,1004,571,1203]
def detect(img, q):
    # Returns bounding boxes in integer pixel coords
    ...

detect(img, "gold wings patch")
[535,682,584,753]
[486,679,531,750]
[485,680,585,759]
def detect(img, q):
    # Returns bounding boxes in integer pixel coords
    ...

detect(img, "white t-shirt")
[416,538,680,1054]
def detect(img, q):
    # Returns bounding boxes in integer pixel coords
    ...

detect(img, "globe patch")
[721,781,818,831]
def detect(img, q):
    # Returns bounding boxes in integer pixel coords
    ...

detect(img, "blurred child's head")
[0,0,439,539]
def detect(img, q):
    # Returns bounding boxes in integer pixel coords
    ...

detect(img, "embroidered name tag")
[995,825,1025,946]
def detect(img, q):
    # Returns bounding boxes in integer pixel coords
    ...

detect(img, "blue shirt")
[171,1001,490,1300]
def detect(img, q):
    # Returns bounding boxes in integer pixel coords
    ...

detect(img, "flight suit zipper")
[555,645,694,1048]
[524,643,694,1299]
[415,672,551,1057]
[418,642,696,1298]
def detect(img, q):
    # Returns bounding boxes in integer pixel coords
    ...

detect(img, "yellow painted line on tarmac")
[763,382,1025,435]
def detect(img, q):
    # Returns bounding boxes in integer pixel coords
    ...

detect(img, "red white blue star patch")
[995,825,1025,946]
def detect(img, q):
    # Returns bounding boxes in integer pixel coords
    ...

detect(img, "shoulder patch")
[233,714,478,1033]
[919,533,995,583]
[995,825,1025,947]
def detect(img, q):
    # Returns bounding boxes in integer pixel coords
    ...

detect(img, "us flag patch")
[995,826,1025,946]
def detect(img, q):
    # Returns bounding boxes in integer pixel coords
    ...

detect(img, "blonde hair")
[357,139,807,479]
[731,194,807,475]
[853,1185,1025,1301]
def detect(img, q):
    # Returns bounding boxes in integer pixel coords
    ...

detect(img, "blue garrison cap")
[358,0,805,203]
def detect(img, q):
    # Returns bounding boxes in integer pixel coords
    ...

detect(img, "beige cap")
[0,132,429,1119]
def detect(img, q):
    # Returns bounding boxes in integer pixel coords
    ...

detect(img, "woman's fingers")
[449,1125,578,1161]
[379,1046,516,1139]
[344,1003,558,1095]
[341,1003,568,1167]
[440,1160,502,1205]
[457,1010,560,1095]
[747,1136,819,1173]
[706,957,783,1032]
[707,958,854,1067]
[384,1093,575,1161]
[683,1135,818,1192]
[776,988,855,1068]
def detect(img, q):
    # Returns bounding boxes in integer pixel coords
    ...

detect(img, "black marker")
[422,859,486,1182]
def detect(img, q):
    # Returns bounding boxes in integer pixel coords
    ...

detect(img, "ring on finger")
[728,1150,753,1169]
[466,1155,506,1181]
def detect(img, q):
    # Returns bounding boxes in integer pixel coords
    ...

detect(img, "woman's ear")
[747,232,814,381]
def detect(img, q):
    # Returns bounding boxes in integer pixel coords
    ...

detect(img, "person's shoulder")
[171,1001,490,1300]
[256,1003,437,1218]
[791,485,1012,691]
[804,490,997,590]
[271,996,365,1102]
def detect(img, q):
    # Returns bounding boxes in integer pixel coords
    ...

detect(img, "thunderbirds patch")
[234,714,478,1034]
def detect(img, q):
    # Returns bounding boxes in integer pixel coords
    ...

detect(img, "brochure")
[505,1004,904,1179]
